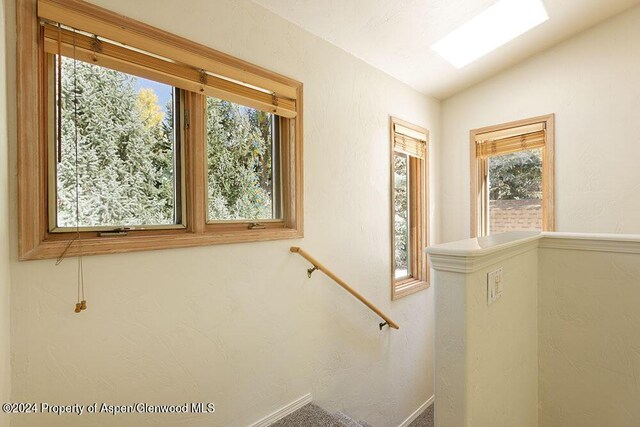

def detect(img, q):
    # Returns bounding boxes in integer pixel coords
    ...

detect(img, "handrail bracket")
[307,265,318,278]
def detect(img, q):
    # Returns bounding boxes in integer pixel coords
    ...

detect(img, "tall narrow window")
[390,117,429,300]
[470,115,554,237]
[393,152,411,280]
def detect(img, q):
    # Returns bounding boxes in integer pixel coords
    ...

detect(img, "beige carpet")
[270,404,348,427]
[270,402,434,426]
[407,404,434,427]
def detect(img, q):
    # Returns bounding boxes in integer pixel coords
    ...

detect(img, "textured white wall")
[433,248,539,427]
[440,5,640,243]
[432,270,466,426]
[466,250,538,427]
[4,0,440,426]
[538,248,640,427]
[0,0,11,425]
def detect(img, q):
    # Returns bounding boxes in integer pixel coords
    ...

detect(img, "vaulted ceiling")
[253,0,640,99]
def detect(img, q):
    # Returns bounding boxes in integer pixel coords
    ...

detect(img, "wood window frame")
[16,0,303,260]
[390,117,429,300]
[469,114,555,238]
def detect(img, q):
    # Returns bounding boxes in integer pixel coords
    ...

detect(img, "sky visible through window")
[133,78,173,107]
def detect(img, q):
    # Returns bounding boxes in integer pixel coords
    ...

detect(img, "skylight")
[431,0,549,69]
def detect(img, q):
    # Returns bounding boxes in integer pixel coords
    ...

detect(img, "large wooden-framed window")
[17,0,303,260]
[470,114,554,237]
[390,117,429,300]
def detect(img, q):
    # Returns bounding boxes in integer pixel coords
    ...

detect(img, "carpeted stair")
[269,403,370,427]
[333,411,373,427]
[270,402,433,427]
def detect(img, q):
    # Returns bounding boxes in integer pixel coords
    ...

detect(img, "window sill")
[20,227,303,261]
[392,279,430,300]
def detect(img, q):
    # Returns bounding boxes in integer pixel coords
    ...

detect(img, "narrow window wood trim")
[469,114,555,238]
[16,0,304,260]
[390,117,429,300]
[16,0,41,260]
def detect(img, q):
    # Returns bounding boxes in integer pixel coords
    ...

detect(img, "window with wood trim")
[17,0,303,260]
[470,115,554,237]
[390,117,429,300]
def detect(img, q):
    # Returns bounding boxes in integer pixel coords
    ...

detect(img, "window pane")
[488,149,542,234]
[54,56,180,228]
[393,153,411,279]
[206,96,280,221]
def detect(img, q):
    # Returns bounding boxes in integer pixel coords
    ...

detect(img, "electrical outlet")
[487,267,504,305]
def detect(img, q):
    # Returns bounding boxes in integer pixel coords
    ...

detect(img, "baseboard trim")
[249,393,313,427]
[398,395,434,427]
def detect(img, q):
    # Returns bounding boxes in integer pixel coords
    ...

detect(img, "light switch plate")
[487,267,504,305]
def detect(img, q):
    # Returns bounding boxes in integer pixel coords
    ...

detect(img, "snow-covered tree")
[488,150,542,200]
[206,97,274,220]
[57,57,174,227]
[393,154,409,274]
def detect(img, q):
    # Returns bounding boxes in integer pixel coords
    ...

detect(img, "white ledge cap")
[425,231,640,273]
[541,231,640,242]
[425,231,541,258]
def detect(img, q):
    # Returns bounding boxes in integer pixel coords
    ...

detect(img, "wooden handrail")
[290,247,400,330]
